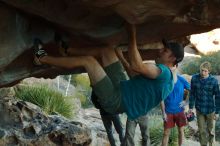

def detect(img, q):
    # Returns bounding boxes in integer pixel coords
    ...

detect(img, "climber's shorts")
[93,61,128,114]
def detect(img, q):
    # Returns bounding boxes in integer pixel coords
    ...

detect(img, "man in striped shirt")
[189,61,220,146]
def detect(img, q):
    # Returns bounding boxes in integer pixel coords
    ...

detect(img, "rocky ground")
[0,96,91,146]
[75,105,220,146]
[1,77,220,146]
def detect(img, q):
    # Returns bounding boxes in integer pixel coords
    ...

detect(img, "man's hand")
[162,112,167,122]
[115,48,124,59]
[179,100,188,108]
[214,114,219,120]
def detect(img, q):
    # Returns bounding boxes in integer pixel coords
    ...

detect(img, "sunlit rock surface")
[190,28,220,54]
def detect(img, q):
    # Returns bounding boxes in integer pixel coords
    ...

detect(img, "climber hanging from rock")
[33,23,184,120]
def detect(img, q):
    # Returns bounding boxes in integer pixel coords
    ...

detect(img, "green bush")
[60,74,93,108]
[75,91,92,108]
[181,51,220,75]
[149,116,163,146]
[15,85,75,119]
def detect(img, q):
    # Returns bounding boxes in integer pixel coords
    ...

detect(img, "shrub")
[149,116,163,146]
[71,74,92,108]
[181,51,220,75]
[75,91,92,108]
[15,85,75,119]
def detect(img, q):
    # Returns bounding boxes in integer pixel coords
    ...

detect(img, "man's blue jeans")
[123,115,150,146]
[101,114,124,146]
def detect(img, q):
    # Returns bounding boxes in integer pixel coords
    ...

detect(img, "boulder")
[0,0,220,87]
[0,96,92,146]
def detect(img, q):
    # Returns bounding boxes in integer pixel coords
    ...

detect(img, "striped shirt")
[189,73,220,114]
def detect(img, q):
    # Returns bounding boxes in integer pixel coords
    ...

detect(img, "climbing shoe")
[33,38,47,65]
[33,38,48,58]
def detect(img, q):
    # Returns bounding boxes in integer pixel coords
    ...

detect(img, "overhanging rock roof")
[0,0,220,87]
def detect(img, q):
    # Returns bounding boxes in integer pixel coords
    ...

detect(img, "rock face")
[190,28,220,54]
[75,108,120,146]
[0,96,92,146]
[0,0,220,87]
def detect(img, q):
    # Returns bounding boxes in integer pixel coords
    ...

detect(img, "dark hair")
[162,39,184,65]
